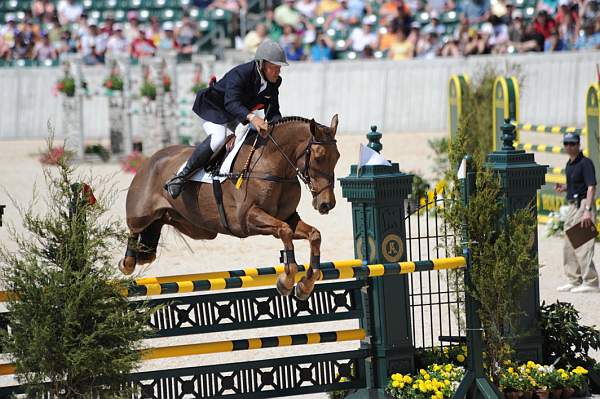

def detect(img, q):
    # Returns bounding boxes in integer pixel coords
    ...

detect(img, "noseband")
[267,130,337,198]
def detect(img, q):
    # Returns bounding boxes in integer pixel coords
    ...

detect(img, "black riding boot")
[164,137,214,199]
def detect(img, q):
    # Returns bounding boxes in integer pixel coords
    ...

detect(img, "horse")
[120,115,340,300]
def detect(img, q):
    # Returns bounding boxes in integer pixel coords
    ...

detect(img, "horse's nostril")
[319,203,331,212]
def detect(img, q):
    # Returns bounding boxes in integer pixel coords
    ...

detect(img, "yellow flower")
[420,369,427,376]
[424,373,431,380]
[413,384,418,389]
[508,367,514,373]
[457,354,466,363]
[436,390,444,399]
[392,380,401,388]
[445,364,453,372]
[399,382,405,389]
[445,379,451,386]
[392,373,403,381]
[404,375,413,384]
[433,364,442,372]
[527,361,535,368]
[419,384,428,393]
[504,359,513,366]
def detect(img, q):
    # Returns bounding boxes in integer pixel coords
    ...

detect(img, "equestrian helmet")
[255,39,289,66]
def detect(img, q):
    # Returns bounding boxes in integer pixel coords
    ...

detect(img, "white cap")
[88,18,98,26]
[162,21,174,31]
[113,23,123,31]
[512,9,523,18]
[430,10,440,19]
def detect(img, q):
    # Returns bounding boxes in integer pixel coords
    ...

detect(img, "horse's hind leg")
[137,220,163,265]
[119,233,140,275]
[119,220,164,275]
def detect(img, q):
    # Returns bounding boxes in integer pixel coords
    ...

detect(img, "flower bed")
[386,363,465,399]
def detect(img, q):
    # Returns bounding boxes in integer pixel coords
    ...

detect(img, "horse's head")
[305,114,340,214]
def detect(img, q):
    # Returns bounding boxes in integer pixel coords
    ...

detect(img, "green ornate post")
[484,119,547,362]
[340,127,414,398]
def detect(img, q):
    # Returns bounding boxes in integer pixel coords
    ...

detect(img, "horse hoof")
[294,284,312,301]
[276,277,293,296]
[137,252,156,265]
[118,257,136,275]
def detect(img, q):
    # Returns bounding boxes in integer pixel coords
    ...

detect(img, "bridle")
[266,128,337,197]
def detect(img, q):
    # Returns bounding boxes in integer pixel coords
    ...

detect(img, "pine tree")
[0,140,153,398]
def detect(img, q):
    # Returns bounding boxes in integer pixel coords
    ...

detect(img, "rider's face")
[262,61,281,83]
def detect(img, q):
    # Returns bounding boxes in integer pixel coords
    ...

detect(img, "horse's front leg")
[246,205,297,296]
[288,213,322,301]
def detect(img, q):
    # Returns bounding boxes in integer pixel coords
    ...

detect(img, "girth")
[210,173,299,237]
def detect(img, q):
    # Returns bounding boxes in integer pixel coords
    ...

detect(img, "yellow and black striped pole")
[125,257,466,297]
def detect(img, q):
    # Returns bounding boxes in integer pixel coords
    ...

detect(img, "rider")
[164,39,288,199]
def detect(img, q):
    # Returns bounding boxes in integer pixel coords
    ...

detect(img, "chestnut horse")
[120,115,340,300]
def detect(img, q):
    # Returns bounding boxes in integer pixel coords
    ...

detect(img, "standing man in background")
[555,132,600,293]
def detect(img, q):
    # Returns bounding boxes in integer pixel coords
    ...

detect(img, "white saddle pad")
[178,128,250,184]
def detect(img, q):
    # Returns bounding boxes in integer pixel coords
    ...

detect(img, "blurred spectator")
[33,33,58,61]
[124,12,142,43]
[461,0,491,24]
[488,15,509,51]
[378,20,399,51]
[316,0,342,16]
[285,35,307,60]
[159,22,180,51]
[464,23,492,54]
[520,21,545,51]
[416,29,441,58]
[57,0,83,25]
[1,16,17,50]
[207,0,247,14]
[533,10,557,39]
[279,24,298,48]
[545,29,568,50]
[176,14,198,56]
[101,14,115,36]
[106,24,129,57]
[244,23,268,54]
[380,0,411,20]
[31,0,55,22]
[0,35,10,59]
[389,28,414,59]
[346,18,377,54]
[295,0,318,18]
[147,16,162,47]
[558,10,578,47]
[325,0,362,29]
[424,11,446,35]
[130,28,156,59]
[275,0,302,28]
[575,21,600,49]
[309,30,334,60]
[80,20,107,64]
[13,32,33,59]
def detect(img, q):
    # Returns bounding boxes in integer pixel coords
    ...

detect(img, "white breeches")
[202,111,264,151]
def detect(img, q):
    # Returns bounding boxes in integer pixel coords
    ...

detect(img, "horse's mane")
[270,116,327,129]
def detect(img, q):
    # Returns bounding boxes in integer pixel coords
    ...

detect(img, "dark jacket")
[192,61,282,125]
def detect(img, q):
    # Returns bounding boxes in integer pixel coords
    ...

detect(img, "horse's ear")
[310,118,317,137]
[330,114,339,136]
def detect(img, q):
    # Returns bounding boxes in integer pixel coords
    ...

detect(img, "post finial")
[367,125,383,153]
[501,118,516,151]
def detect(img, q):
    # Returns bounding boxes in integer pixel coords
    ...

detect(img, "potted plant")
[569,366,589,397]
[103,74,124,92]
[121,151,147,174]
[545,368,565,399]
[500,367,524,399]
[55,75,76,97]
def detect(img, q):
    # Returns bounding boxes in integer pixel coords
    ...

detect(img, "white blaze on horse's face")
[309,114,340,215]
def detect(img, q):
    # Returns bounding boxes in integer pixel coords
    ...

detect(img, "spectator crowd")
[0,0,599,64]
